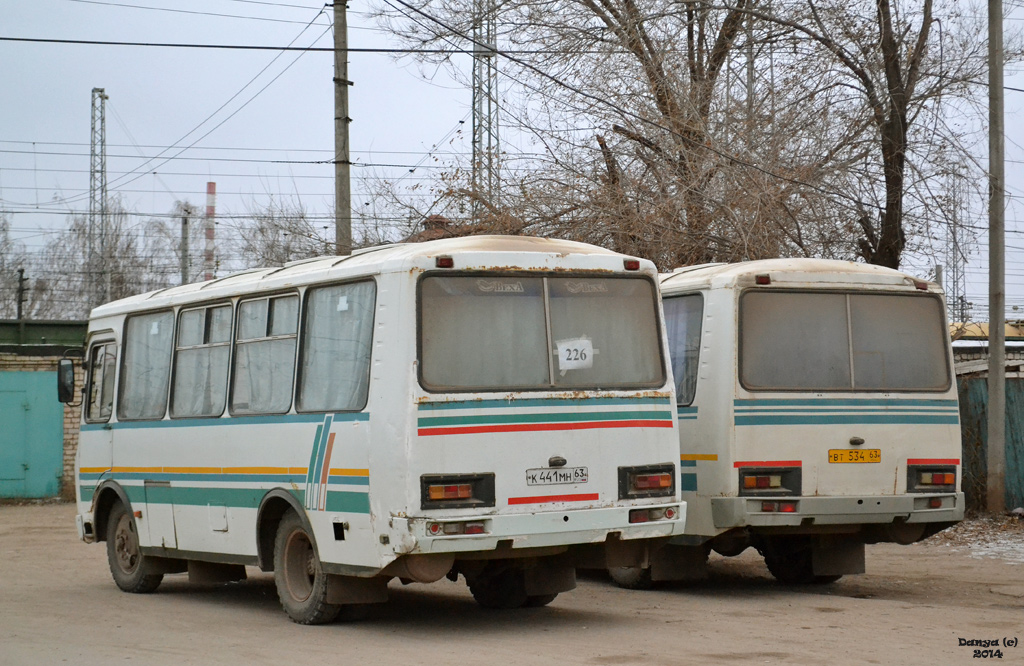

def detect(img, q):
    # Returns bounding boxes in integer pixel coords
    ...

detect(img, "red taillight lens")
[755,274,771,285]
[928,498,943,509]
[634,473,672,490]
[761,501,776,512]
[629,509,650,523]
[435,256,454,268]
[779,501,798,513]
[428,483,472,500]
[623,258,640,271]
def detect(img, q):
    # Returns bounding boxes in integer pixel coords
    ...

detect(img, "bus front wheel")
[273,510,342,624]
[106,502,163,594]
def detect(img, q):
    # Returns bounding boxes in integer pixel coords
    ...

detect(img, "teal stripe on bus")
[735,413,960,426]
[734,398,958,408]
[305,423,325,494]
[325,491,371,513]
[418,410,673,428]
[677,406,698,420]
[84,482,370,514]
[417,397,672,411]
[81,412,368,432]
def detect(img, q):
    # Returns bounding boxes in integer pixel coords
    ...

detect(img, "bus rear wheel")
[762,538,842,585]
[608,565,653,590]
[273,510,341,624]
[468,567,530,609]
[106,502,163,594]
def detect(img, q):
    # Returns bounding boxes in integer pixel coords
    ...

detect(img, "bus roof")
[660,258,937,293]
[89,235,636,319]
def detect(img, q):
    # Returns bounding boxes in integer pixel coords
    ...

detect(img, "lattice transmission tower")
[471,0,500,217]
[89,87,110,307]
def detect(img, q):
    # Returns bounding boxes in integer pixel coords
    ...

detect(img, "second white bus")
[611,258,964,587]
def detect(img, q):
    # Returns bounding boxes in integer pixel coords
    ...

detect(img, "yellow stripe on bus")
[680,454,718,462]
[328,468,370,477]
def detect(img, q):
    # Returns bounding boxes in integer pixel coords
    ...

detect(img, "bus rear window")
[740,291,950,391]
[420,275,664,391]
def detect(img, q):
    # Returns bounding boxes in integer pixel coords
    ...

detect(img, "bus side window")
[86,342,116,422]
[297,281,376,413]
[663,294,703,406]
[119,311,175,421]
[172,304,232,418]
[232,295,299,415]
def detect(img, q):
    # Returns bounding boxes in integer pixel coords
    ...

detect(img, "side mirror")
[57,359,75,403]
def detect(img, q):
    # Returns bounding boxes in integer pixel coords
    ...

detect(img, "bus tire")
[608,565,653,590]
[273,510,341,625]
[762,538,843,585]
[468,568,529,609]
[106,502,163,594]
[524,593,558,607]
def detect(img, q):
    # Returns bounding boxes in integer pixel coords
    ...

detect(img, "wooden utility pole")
[334,1,352,256]
[987,0,1006,513]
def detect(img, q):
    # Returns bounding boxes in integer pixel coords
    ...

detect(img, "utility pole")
[180,207,190,286]
[334,1,352,256]
[16,268,26,320]
[987,0,1006,514]
[204,182,216,281]
[89,87,109,307]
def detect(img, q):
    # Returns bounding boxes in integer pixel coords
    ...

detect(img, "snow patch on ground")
[928,514,1024,564]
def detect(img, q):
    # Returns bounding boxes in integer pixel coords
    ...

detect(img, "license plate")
[828,449,881,463]
[526,467,589,486]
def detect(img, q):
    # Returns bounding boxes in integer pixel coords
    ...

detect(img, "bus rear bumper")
[710,493,964,529]
[394,502,686,555]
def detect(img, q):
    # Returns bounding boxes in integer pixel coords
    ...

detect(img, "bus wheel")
[762,539,842,585]
[468,567,529,609]
[106,502,163,594]
[524,593,558,607]
[273,511,341,624]
[608,565,653,590]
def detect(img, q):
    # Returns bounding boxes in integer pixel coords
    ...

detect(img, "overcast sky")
[1,0,1023,321]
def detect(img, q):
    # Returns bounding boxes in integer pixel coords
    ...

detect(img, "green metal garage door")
[0,372,64,498]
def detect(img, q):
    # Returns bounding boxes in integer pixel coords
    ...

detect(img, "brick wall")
[0,354,84,500]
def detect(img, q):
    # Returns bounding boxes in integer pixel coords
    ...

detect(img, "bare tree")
[374,0,995,269]
[231,197,332,268]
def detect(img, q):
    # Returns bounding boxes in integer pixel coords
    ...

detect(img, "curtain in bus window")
[547,277,663,388]
[232,297,298,414]
[663,294,703,405]
[87,343,115,421]
[420,276,548,389]
[173,305,231,418]
[120,311,174,420]
[849,294,949,390]
[298,281,376,412]
[741,292,851,390]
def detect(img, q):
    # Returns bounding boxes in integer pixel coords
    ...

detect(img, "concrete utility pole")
[180,208,190,286]
[987,0,1006,514]
[334,1,352,256]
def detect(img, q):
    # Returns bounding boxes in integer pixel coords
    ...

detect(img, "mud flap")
[812,538,865,576]
[651,544,708,582]
[325,574,390,605]
[524,564,576,597]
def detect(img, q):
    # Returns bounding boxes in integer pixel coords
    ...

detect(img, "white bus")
[610,258,963,587]
[60,236,685,623]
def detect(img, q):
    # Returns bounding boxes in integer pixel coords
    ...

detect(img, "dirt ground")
[1,502,1022,665]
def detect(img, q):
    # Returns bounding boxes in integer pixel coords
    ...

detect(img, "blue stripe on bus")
[679,473,698,492]
[417,397,672,411]
[677,406,698,420]
[81,412,369,431]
